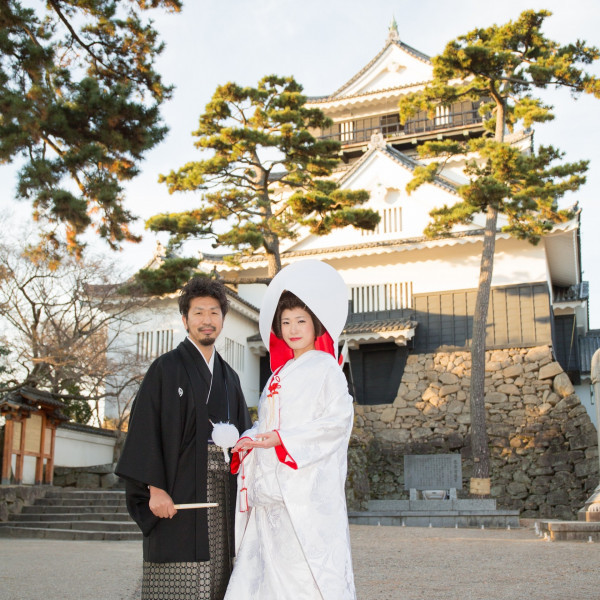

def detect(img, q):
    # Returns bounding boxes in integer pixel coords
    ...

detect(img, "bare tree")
[0,236,149,425]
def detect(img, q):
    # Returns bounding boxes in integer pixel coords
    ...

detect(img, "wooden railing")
[319,103,483,146]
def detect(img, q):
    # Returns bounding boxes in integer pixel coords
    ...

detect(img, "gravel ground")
[1,524,598,599]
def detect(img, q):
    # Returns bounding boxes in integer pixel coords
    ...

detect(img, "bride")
[224,259,356,600]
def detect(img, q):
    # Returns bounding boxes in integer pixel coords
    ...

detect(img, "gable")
[283,148,470,254]
[332,43,433,98]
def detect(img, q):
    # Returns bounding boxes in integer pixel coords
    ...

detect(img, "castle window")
[350,282,413,312]
[361,207,402,235]
[222,337,245,372]
[136,329,174,360]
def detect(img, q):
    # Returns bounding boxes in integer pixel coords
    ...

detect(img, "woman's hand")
[233,431,282,452]
[149,486,177,519]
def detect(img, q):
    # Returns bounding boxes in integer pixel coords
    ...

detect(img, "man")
[116,277,252,600]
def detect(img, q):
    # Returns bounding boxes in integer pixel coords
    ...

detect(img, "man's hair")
[272,290,325,339]
[178,277,229,318]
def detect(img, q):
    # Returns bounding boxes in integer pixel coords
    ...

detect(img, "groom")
[116,277,252,599]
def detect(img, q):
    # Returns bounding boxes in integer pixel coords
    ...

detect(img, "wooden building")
[1,387,69,485]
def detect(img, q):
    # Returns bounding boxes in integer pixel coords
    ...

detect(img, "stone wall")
[53,464,121,489]
[346,344,599,518]
[0,486,47,522]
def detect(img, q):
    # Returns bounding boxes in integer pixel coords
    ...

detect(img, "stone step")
[539,519,600,542]
[0,520,139,532]
[0,526,142,541]
[34,497,126,507]
[368,499,498,511]
[9,511,133,522]
[349,509,520,528]
[44,490,126,500]
[21,504,128,514]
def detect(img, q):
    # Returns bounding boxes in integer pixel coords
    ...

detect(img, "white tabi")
[225,349,355,600]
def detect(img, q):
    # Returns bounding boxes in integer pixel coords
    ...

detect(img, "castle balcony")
[319,101,484,151]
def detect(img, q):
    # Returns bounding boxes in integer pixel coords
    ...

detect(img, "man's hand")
[149,486,177,519]
[233,431,282,452]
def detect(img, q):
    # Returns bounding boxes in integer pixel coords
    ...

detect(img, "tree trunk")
[468,92,505,498]
[266,249,281,278]
[469,203,498,496]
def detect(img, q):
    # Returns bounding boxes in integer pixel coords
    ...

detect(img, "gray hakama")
[141,445,232,600]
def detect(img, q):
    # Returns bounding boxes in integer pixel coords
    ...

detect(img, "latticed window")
[350,282,413,312]
[361,207,402,236]
[136,329,174,360]
[222,337,245,372]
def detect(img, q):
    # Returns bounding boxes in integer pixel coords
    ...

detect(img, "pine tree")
[0,0,181,258]
[144,74,378,288]
[399,10,600,495]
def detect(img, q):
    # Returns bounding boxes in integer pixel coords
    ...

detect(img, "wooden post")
[35,413,46,485]
[45,426,57,485]
[1,419,14,485]
[15,417,26,484]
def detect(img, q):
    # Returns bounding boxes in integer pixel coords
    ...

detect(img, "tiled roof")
[343,318,417,335]
[60,422,118,437]
[224,287,260,313]
[202,226,490,266]
[0,387,69,420]
[247,316,417,343]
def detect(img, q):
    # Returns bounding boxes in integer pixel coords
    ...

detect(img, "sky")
[2,0,600,326]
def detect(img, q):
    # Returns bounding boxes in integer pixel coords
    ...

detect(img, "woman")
[224,259,356,600]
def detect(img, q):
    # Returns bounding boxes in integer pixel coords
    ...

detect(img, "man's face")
[182,296,224,348]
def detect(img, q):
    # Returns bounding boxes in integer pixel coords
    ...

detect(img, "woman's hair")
[272,290,325,339]
[178,276,229,318]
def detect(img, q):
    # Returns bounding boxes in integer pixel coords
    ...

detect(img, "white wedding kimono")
[224,349,356,600]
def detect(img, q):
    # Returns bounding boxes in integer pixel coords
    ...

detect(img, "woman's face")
[280,307,316,358]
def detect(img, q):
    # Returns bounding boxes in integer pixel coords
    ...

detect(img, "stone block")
[375,429,410,444]
[439,373,459,385]
[538,362,563,380]
[446,400,463,414]
[538,403,552,415]
[101,473,119,488]
[523,394,539,405]
[502,364,523,378]
[422,404,440,416]
[525,346,551,363]
[439,384,460,397]
[402,373,420,383]
[76,473,101,488]
[380,407,397,424]
[554,395,580,412]
[485,361,502,372]
[485,392,508,404]
[411,427,432,439]
[405,390,422,402]
[490,350,509,362]
[547,489,570,506]
[506,481,528,498]
[569,431,598,451]
[392,397,407,408]
[513,470,531,485]
[396,407,420,417]
[496,383,520,395]
[421,387,438,402]
[575,459,600,478]
[553,372,575,398]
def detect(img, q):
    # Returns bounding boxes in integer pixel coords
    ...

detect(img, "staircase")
[0,489,142,541]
